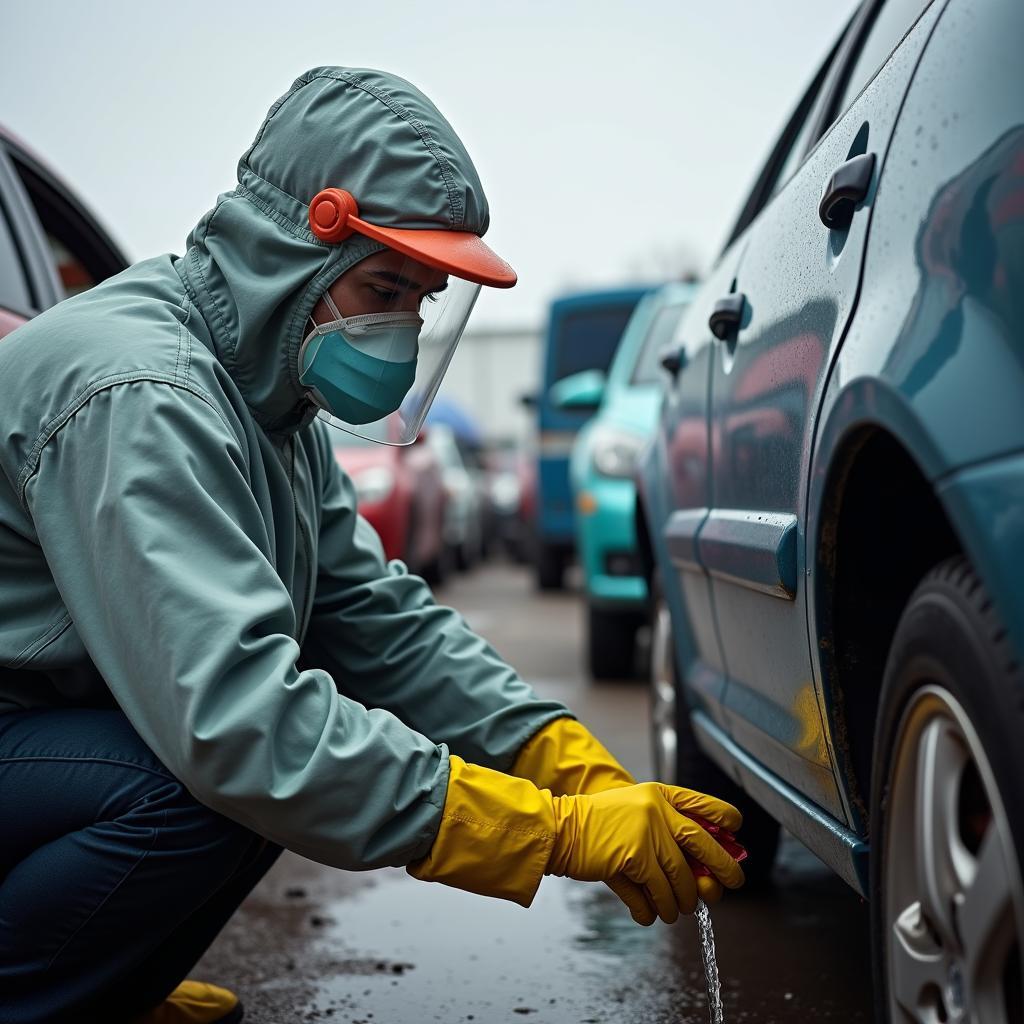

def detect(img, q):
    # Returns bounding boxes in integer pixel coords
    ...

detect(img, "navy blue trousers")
[0,708,282,1023]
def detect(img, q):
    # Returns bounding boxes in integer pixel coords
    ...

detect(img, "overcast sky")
[3,1,858,329]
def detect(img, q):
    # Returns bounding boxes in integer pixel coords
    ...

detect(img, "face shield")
[301,188,516,446]
[300,258,480,445]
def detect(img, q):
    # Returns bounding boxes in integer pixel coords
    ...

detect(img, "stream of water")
[695,898,724,1024]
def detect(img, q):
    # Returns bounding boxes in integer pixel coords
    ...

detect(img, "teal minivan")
[558,282,694,678]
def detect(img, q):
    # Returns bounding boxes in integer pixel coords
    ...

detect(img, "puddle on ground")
[196,837,872,1023]
[300,871,715,1023]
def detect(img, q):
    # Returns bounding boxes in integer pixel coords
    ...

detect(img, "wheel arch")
[634,486,655,586]
[810,384,963,834]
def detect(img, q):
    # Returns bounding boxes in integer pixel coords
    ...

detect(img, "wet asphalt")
[195,562,874,1023]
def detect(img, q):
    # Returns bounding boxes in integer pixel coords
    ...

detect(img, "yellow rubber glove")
[548,783,745,924]
[407,757,745,924]
[513,717,734,912]
[408,755,558,907]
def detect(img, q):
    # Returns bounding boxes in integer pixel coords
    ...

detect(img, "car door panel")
[698,510,798,598]
[708,0,946,819]
[658,241,747,729]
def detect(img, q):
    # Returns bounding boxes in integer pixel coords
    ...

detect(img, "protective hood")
[176,67,491,435]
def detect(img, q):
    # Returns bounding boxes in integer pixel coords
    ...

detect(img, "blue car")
[637,1,1024,1019]
[530,286,650,590]
[559,282,694,678]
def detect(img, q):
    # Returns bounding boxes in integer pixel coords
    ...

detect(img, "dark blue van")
[532,286,650,589]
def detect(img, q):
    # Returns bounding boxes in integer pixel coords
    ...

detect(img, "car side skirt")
[692,709,869,897]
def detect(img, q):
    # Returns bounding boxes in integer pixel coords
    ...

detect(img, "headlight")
[489,472,521,513]
[443,468,470,499]
[591,425,647,479]
[352,466,395,504]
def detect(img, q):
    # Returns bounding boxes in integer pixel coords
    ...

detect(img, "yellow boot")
[131,981,243,1024]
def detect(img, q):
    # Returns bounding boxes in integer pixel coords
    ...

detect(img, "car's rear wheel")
[586,604,640,680]
[650,583,681,784]
[648,571,780,883]
[457,517,484,572]
[421,533,453,587]
[536,541,566,591]
[871,556,1024,1024]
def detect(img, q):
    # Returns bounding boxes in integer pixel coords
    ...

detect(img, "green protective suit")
[0,67,571,870]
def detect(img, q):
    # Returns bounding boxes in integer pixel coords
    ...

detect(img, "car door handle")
[659,346,687,377]
[708,293,745,340]
[818,152,876,230]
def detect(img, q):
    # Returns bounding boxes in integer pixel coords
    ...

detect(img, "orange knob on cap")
[304,185,517,287]
[308,188,359,243]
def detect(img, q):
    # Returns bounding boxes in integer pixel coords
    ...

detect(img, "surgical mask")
[298,294,421,425]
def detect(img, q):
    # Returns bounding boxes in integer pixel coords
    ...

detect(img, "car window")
[771,113,822,200]
[724,14,853,247]
[455,439,483,471]
[831,0,932,122]
[0,198,33,315]
[631,304,688,385]
[8,152,124,298]
[40,232,96,297]
[553,304,636,383]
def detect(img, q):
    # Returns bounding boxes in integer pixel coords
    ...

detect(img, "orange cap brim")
[348,215,517,289]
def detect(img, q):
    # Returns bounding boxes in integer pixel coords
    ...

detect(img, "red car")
[332,419,449,583]
[0,125,128,338]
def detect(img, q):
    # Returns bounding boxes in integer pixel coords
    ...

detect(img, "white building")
[439,325,542,446]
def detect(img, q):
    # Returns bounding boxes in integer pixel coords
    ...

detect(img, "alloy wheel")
[649,592,678,786]
[883,685,1023,1023]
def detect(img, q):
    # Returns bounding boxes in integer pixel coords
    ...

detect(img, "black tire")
[457,521,483,572]
[648,570,780,885]
[587,604,640,680]
[421,541,453,587]
[401,507,420,572]
[869,556,1024,1024]
[536,542,565,591]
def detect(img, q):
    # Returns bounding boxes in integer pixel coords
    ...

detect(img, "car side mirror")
[549,369,606,412]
